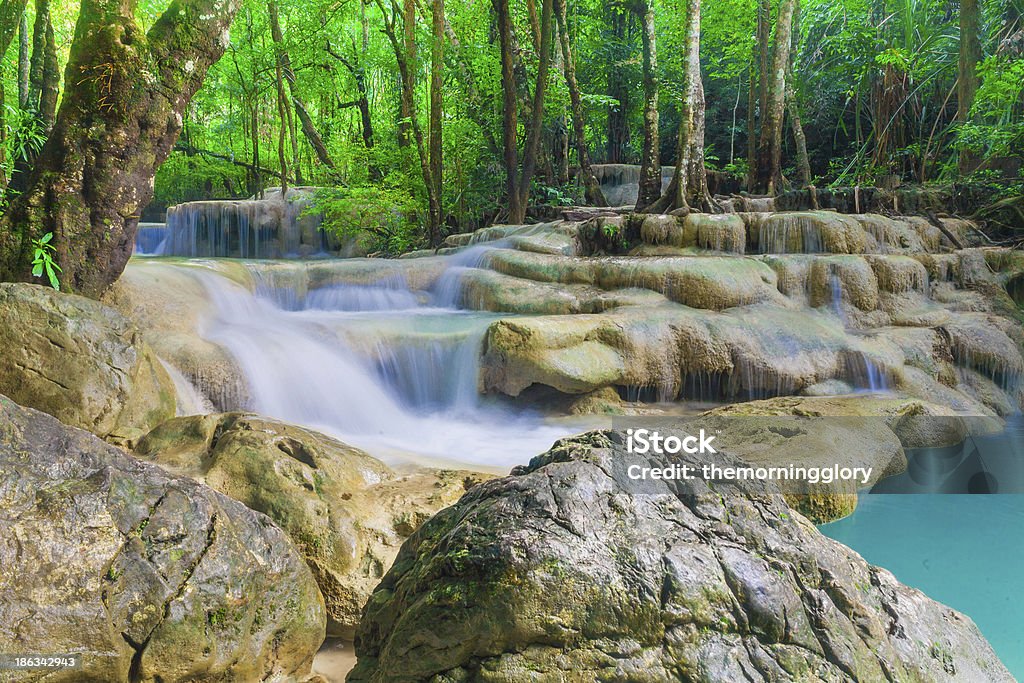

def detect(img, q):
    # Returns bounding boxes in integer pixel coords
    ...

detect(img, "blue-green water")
[821,494,1024,678]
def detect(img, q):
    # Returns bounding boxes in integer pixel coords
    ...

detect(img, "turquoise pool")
[821,494,1024,678]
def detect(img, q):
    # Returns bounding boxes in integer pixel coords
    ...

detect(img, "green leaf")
[40,232,53,244]
[32,264,43,277]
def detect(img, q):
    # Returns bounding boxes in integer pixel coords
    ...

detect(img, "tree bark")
[0,0,242,297]
[787,0,811,187]
[649,0,710,212]
[957,0,981,173]
[754,0,795,194]
[747,0,770,188]
[17,8,29,107]
[554,0,606,206]
[268,0,336,170]
[515,0,554,222]
[0,0,26,59]
[493,0,523,222]
[635,0,661,210]
[377,0,442,241]
[429,0,444,241]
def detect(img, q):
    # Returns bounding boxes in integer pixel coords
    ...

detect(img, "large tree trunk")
[754,0,795,194]
[958,0,981,173]
[554,0,606,206]
[635,0,661,211]
[0,0,241,298]
[16,7,29,107]
[649,0,709,213]
[787,0,811,187]
[747,0,770,188]
[493,0,522,222]
[494,0,553,223]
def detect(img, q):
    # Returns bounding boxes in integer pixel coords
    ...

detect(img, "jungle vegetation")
[0,0,1021,293]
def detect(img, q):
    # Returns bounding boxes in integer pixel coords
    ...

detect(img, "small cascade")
[159,358,215,416]
[158,187,346,259]
[845,352,891,392]
[830,271,846,322]
[306,280,422,312]
[135,222,170,255]
[758,217,825,254]
[431,244,501,308]
[187,254,573,466]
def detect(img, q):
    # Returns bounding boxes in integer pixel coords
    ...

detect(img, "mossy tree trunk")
[554,0,606,207]
[635,0,661,211]
[0,0,242,298]
[649,0,711,213]
[754,0,796,195]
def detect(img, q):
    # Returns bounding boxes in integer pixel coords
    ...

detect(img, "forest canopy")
[0,0,1022,276]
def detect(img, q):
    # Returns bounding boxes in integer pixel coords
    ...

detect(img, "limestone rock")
[0,283,175,445]
[349,431,1012,682]
[0,396,325,682]
[135,413,487,636]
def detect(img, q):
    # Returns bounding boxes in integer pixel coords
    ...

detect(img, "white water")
[192,257,581,470]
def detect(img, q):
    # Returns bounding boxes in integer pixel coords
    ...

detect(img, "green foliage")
[31,232,61,291]
[310,182,421,257]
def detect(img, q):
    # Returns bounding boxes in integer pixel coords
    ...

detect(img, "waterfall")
[156,188,347,259]
[431,244,501,308]
[189,256,573,466]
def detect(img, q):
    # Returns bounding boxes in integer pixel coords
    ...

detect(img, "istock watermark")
[625,427,717,455]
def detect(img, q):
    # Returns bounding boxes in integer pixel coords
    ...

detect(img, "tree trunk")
[27,0,59,128]
[268,0,336,170]
[273,43,291,191]
[747,0,770,188]
[0,0,242,297]
[606,2,631,164]
[17,8,29,107]
[515,0,554,221]
[787,0,811,187]
[649,0,710,213]
[958,0,981,173]
[635,0,661,211]
[754,0,795,194]
[0,0,26,59]
[326,41,375,151]
[787,82,811,187]
[378,0,441,241]
[398,0,416,147]
[554,0,606,206]
[493,0,521,222]
[428,0,444,243]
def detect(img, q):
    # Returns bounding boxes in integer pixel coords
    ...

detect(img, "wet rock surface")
[0,283,176,445]
[349,431,1013,682]
[135,413,490,636]
[0,396,325,682]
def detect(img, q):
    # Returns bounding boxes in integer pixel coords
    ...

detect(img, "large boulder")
[348,431,1012,682]
[135,413,488,637]
[0,283,175,445]
[0,396,325,682]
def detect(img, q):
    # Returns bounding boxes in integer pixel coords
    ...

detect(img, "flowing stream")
[186,251,585,470]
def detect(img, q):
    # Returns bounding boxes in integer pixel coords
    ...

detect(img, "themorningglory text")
[624,428,873,485]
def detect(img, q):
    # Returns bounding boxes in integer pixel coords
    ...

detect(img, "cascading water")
[190,255,576,468]
[827,273,890,392]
